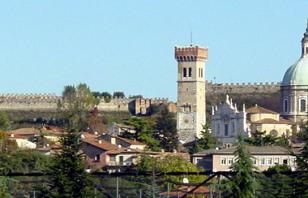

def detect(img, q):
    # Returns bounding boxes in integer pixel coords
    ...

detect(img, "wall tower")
[175,45,208,143]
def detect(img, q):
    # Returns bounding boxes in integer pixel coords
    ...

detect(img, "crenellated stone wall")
[206,81,280,94]
[0,93,60,111]
[0,81,280,113]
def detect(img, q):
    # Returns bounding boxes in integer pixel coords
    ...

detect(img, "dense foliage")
[245,130,289,147]
[189,124,220,153]
[0,112,10,131]
[137,155,205,189]
[154,107,178,152]
[295,122,308,196]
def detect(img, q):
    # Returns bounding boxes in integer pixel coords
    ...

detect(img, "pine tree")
[227,136,258,198]
[47,83,97,198]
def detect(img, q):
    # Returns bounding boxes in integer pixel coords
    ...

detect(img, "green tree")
[155,107,178,152]
[189,124,220,153]
[113,91,125,98]
[0,112,10,131]
[137,156,205,190]
[226,136,258,198]
[245,130,289,148]
[123,117,161,151]
[295,122,308,196]
[258,164,294,198]
[61,83,98,130]
[47,83,97,197]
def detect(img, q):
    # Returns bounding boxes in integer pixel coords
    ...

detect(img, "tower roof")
[175,45,208,61]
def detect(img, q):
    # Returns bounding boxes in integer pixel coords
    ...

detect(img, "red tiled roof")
[83,134,118,151]
[246,106,278,114]
[116,136,145,146]
[9,128,39,135]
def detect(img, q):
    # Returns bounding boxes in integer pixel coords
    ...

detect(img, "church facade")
[211,95,248,144]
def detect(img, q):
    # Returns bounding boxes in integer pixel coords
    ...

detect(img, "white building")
[211,95,249,145]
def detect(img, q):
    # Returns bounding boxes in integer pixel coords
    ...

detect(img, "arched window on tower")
[183,68,187,77]
[300,98,306,112]
[283,99,288,113]
[188,67,192,77]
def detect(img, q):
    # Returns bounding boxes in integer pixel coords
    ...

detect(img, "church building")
[281,19,308,123]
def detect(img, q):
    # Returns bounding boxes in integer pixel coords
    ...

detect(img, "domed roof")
[282,19,308,86]
[282,56,308,86]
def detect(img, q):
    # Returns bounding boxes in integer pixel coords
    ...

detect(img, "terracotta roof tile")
[246,106,278,114]
[83,135,118,151]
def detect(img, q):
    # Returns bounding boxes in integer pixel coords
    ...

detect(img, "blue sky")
[0,1,307,101]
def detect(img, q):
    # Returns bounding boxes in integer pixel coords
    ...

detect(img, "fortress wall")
[97,97,131,112]
[0,82,281,112]
[206,81,280,94]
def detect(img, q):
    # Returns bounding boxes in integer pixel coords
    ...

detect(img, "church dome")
[282,19,308,86]
[281,56,308,86]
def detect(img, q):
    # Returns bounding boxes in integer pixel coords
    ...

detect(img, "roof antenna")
[190,28,193,46]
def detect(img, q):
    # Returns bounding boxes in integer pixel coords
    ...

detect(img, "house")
[82,132,189,171]
[82,133,118,169]
[192,146,296,172]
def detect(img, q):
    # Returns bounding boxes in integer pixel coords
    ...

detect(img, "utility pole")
[116,176,119,198]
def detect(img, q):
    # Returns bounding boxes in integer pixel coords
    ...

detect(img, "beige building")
[193,146,296,172]
[247,105,293,137]
[175,45,208,143]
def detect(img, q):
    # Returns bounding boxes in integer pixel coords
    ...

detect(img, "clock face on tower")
[179,113,195,129]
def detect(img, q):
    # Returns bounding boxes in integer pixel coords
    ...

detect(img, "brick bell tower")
[175,45,208,143]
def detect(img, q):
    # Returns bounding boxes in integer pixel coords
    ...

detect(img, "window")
[283,159,288,165]
[119,156,124,165]
[110,156,116,161]
[188,67,192,77]
[300,99,306,112]
[220,157,227,165]
[224,124,229,136]
[274,157,279,164]
[283,99,288,113]
[260,158,265,165]
[228,158,233,165]
[252,157,257,165]
[231,122,235,134]
[183,68,187,77]
[201,68,203,78]
[267,158,273,165]
[217,124,220,135]
[94,154,100,162]
[306,47,308,54]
